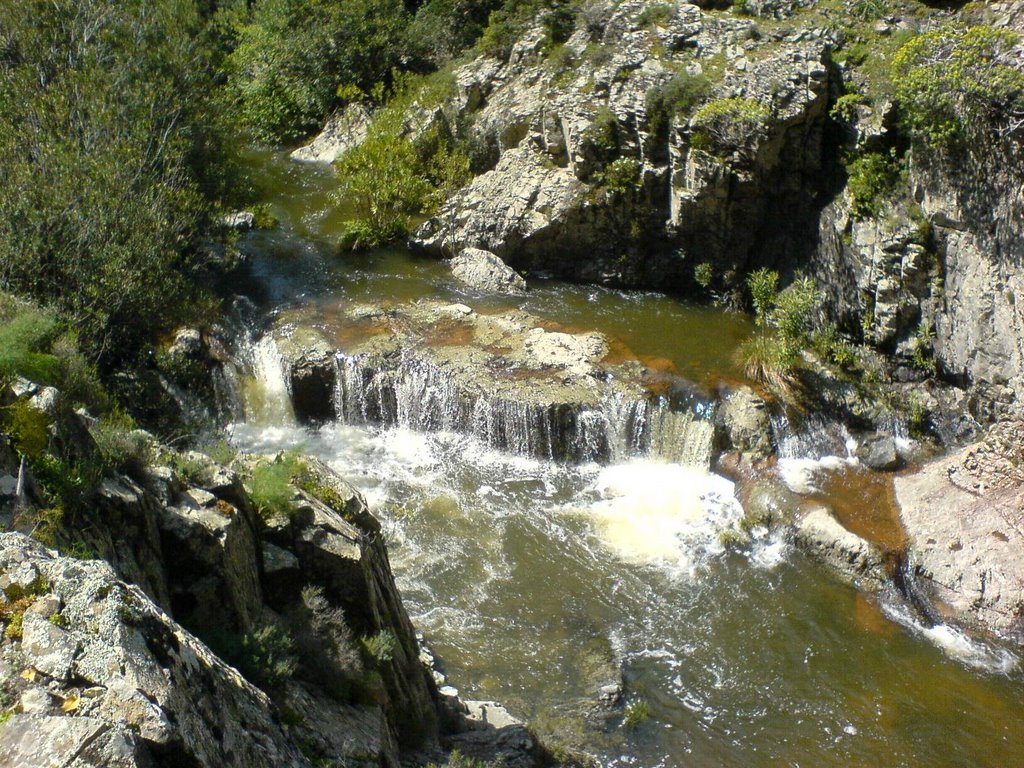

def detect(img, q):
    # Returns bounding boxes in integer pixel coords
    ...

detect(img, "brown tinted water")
[230,148,1024,768]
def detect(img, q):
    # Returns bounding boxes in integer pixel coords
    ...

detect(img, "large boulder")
[291,103,371,164]
[895,420,1024,639]
[793,505,887,588]
[450,248,527,294]
[719,385,773,456]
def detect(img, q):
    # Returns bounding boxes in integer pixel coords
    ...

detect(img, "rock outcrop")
[291,103,372,164]
[0,381,443,766]
[895,420,1024,640]
[0,533,310,768]
[406,0,834,288]
[450,247,528,294]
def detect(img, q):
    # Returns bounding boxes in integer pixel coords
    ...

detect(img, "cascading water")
[330,348,716,466]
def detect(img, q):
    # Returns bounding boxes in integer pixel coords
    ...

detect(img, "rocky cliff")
[0,379,445,767]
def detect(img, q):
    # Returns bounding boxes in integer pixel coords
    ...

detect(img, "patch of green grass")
[249,453,306,519]
[622,699,651,728]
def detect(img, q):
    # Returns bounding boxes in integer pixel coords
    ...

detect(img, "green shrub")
[0,304,61,386]
[597,157,642,194]
[622,699,651,728]
[846,151,903,220]
[830,93,868,123]
[691,97,770,159]
[224,0,411,142]
[812,324,857,370]
[361,630,398,664]
[645,72,712,142]
[892,24,1024,146]
[772,276,818,349]
[736,332,798,393]
[239,624,299,692]
[91,413,153,479]
[478,0,581,60]
[747,268,779,326]
[637,3,674,28]
[694,262,714,289]
[0,0,239,364]
[581,107,621,164]
[249,453,305,519]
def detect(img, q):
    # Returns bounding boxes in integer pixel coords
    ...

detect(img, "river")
[226,148,1024,768]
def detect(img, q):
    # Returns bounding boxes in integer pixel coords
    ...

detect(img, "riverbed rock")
[854,431,901,471]
[451,248,527,294]
[793,505,887,588]
[719,385,774,456]
[895,420,1024,640]
[291,103,372,164]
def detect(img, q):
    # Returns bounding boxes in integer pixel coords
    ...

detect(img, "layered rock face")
[408,0,833,287]
[272,300,716,465]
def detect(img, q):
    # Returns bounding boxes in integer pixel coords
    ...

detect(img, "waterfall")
[331,350,715,466]
[240,335,296,426]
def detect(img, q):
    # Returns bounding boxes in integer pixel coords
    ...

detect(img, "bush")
[361,630,397,665]
[846,151,903,220]
[239,624,299,692]
[892,25,1024,146]
[477,0,581,60]
[224,0,411,143]
[249,453,305,519]
[0,0,239,366]
[645,72,713,143]
[597,157,642,194]
[694,262,714,289]
[747,268,779,326]
[622,699,652,728]
[830,93,868,124]
[736,332,798,393]
[637,4,674,28]
[691,97,770,160]
[335,132,460,249]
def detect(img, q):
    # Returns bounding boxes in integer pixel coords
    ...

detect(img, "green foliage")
[850,0,889,22]
[694,262,714,289]
[478,0,581,60]
[622,699,652,728]
[409,0,504,65]
[772,277,818,349]
[846,151,903,220]
[736,332,799,393]
[361,630,397,665]
[637,4,674,28]
[747,268,779,326]
[224,0,411,142]
[645,72,713,142]
[691,98,771,160]
[91,413,153,480]
[249,453,306,519]
[239,624,299,692]
[892,24,1024,146]
[335,130,468,249]
[912,318,936,372]
[812,324,857,370]
[4,400,51,461]
[737,272,820,394]
[0,0,238,365]
[597,157,642,194]
[0,301,61,386]
[830,93,868,123]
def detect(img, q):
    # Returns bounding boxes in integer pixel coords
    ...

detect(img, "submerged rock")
[450,248,527,294]
[793,505,887,588]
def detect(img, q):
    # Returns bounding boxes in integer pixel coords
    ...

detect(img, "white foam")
[578,462,742,572]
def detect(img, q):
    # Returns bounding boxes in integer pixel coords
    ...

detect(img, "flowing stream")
[227,149,1024,767]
